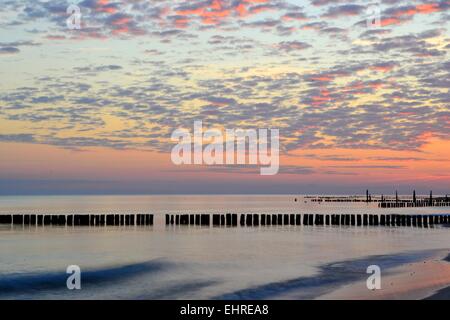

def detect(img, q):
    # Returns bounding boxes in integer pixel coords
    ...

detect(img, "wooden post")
[314,214,319,225]
[363,214,368,226]
[136,214,141,226]
[395,215,400,227]
[275,214,280,225]
[213,214,220,226]
[0,215,9,224]
[401,215,406,226]
[246,214,252,226]
[200,214,209,226]
[344,214,350,226]
[107,214,114,226]
[253,214,259,226]
[232,214,237,226]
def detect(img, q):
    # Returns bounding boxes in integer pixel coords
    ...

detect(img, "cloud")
[277,41,311,52]
[0,47,20,55]
[0,0,449,156]
[0,134,35,143]
[323,4,366,18]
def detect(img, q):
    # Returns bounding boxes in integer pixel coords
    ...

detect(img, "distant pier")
[307,190,450,208]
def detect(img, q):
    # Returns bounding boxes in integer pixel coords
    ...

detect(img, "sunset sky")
[0,0,449,195]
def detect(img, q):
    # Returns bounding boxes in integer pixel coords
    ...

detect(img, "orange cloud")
[380,17,403,26]
[394,3,441,17]
[175,0,270,25]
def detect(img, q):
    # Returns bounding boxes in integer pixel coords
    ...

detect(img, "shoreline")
[213,249,446,300]
[424,253,450,299]
[318,250,450,300]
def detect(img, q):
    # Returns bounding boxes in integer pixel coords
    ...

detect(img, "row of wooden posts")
[1,213,448,228]
[378,202,450,208]
[0,214,153,226]
[309,190,450,208]
[166,213,450,228]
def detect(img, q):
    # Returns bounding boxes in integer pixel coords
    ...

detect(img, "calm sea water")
[0,195,449,299]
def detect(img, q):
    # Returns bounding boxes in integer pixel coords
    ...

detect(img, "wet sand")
[319,251,450,300]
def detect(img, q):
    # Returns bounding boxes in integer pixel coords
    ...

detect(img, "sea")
[0,195,449,299]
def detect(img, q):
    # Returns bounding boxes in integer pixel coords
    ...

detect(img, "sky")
[0,0,449,195]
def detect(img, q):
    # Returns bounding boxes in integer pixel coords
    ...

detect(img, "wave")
[0,260,168,297]
[213,250,438,300]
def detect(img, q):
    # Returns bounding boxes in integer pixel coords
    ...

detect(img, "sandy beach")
[319,250,450,300]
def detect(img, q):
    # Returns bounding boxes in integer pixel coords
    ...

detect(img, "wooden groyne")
[165,214,211,226]
[0,214,153,226]
[165,213,449,228]
[308,190,450,208]
[1,213,448,229]
[378,201,450,208]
